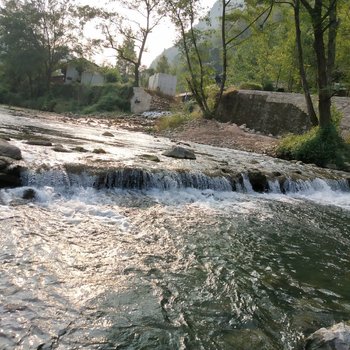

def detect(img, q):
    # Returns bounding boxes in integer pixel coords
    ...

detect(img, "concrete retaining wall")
[217,90,312,136]
[217,90,350,136]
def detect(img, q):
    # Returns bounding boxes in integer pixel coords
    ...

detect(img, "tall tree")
[294,0,319,125]
[165,0,215,117]
[115,32,138,82]
[155,54,170,74]
[0,0,89,95]
[102,0,164,87]
[297,0,338,128]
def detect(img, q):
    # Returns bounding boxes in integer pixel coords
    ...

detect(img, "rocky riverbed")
[0,106,349,194]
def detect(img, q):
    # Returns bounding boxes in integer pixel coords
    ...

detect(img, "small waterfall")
[20,167,349,195]
[282,178,349,194]
[21,167,233,192]
[267,179,282,193]
[242,176,349,195]
[235,173,254,193]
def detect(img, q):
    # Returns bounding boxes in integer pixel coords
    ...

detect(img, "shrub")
[276,124,349,168]
[0,85,9,103]
[263,81,274,91]
[239,82,263,91]
[205,84,220,110]
[156,111,200,131]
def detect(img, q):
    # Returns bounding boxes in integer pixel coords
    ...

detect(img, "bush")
[239,82,263,91]
[263,81,275,91]
[276,124,349,168]
[0,86,9,103]
[82,84,132,114]
[205,84,220,110]
[156,111,201,131]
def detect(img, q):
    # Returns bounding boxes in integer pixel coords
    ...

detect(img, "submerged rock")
[22,188,36,200]
[102,131,114,137]
[0,140,22,160]
[71,146,89,153]
[93,148,107,154]
[26,139,52,146]
[305,322,350,350]
[139,154,160,162]
[163,146,196,160]
[52,145,71,153]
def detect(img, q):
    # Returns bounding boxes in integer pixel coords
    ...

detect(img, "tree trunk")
[314,26,332,128]
[213,0,228,116]
[327,0,337,86]
[294,0,318,126]
[134,64,140,87]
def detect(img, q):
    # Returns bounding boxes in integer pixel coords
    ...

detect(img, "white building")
[65,63,104,86]
[148,73,177,97]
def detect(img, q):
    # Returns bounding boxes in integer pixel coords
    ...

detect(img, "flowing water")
[0,110,350,349]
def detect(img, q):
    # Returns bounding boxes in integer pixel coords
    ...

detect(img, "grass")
[276,124,350,169]
[156,109,201,131]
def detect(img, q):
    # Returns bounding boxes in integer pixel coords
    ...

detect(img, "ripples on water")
[0,186,350,350]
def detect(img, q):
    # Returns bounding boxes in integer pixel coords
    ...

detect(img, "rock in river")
[305,322,350,350]
[0,140,22,188]
[26,139,53,146]
[0,140,22,160]
[163,146,196,160]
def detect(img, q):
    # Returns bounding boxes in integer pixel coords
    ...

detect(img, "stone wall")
[216,90,312,136]
[148,73,177,97]
[216,90,350,136]
[130,88,152,114]
[130,87,172,114]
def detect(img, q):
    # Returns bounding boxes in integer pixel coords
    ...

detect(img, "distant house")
[64,59,105,86]
[148,73,177,97]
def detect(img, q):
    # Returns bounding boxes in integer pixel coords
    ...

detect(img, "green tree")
[115,33,138,83]
[0,0,44,96]
[155,54,171,74]
[102,0,164,87]
[165,0,217,117]
[297,0,338,128]
[0,0,89,96]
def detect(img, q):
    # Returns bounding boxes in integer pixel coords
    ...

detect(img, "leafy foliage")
[0,0,91,97]
[276,124,349,168]
[156,111,200,131]
[239,82,263,90]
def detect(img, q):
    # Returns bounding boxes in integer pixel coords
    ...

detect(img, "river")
[0,109,349,349]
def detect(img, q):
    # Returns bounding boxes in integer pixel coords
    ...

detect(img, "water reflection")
[0,188,349,349]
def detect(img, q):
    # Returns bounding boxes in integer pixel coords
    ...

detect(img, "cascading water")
[1,109,350,350]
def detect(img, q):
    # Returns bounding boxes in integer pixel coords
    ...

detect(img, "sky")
[77,0,217,67]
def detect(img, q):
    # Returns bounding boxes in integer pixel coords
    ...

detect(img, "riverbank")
[2,106,280,156]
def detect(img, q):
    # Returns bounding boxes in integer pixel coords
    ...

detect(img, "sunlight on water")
[1,183,349,349]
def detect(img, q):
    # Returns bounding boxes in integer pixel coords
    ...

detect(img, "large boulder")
[162,146,196,160]
[0,140,22,160]
[305,322,350,350]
